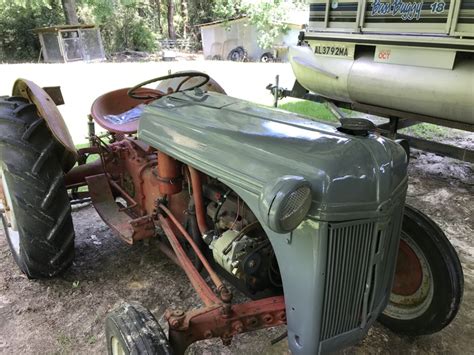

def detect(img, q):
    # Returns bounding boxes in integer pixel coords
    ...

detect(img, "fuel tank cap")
[337,118,376,136]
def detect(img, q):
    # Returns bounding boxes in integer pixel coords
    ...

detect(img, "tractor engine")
[98,140,281,296]
[203,183,282,295]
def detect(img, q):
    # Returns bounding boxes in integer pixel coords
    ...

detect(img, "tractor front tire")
[379,205,463,335]
[105,302,173,355]
[0,96,74,278]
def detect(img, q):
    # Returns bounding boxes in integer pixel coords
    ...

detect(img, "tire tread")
[0,96,75,278]
[105,302,173,355]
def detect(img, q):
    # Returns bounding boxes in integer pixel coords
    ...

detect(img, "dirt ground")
[0,61,473,354]
[0,147,472,354]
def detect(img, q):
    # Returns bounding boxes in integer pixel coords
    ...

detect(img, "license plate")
[311,41,355,58]
[315,45,349,57]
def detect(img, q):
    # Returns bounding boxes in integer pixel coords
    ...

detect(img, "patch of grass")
[56,333,73,353]
[75,142,100,164]
[73,142,98,193]
[400,123,449,140]
[86,335,97,345]
[278,100,339,123]
[75,142,90,150]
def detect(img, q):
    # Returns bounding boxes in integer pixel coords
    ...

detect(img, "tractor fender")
[12,79,78,171]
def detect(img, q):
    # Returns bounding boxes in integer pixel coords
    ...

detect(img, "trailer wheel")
[260,52,274,63]
[228,46,246,62]
[105,302,173,355]
[379,205,463,335]
[0,96,74,278]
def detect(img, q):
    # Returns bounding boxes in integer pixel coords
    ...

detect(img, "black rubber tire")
[260,52,274,63]
[227,47,246,62]
[379,205,464,335]
[105,302,173,355]
[0,96,74,278]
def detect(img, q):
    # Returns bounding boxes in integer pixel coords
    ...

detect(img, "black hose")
[213,189,232,232]
[186,200,204,272]
[271,331,288,345]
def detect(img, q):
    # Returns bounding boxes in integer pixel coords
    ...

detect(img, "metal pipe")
[108,177,138,209]
[186,201,204,272]
[157,241,181,267]
[66,182,88,189]
[158,214,221,306]
[64,159,103,187]
[70,197,92,205]
[187,166,208,236]
[139,161,157,209]
[158,152,182,195]
[159,204,231,303]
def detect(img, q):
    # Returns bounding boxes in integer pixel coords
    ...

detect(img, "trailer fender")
[12,79,78,171]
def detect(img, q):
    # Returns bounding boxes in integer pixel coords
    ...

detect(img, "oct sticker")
[375,47,392,62]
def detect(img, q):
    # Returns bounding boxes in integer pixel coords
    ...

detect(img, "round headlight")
[279,185,312,231]
[260,176,312,234]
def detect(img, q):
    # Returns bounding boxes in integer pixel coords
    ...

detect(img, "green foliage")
[0,0,308,62]
[79,0,157,53]
[212,0,305,50]
[213,0,242,21]
[245,0,290,50]
[0,0,65,62]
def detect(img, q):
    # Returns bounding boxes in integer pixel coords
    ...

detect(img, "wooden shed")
[35,25,106,63]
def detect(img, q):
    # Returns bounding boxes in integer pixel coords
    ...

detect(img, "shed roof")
[198,15,305,29]
[34,24,97,33]
[197,16,247,28]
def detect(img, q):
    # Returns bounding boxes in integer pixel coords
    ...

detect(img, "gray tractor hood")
[138,91,408,222]
[138,90,408,354]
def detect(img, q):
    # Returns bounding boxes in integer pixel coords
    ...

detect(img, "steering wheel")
[127,72,210,100]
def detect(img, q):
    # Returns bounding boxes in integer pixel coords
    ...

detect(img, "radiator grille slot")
[320,221,376,341]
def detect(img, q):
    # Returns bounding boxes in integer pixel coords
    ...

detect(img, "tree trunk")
[153,0,163,35]
[181,0,188,40]
[167,0,176,40]
[61,0,79,25]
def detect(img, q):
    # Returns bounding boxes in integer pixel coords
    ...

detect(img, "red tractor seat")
[90,88,164,134]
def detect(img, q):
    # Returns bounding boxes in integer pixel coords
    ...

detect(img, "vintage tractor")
[0,72,463,354]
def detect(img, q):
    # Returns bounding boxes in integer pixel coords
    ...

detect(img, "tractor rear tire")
[105,302,173,355]
[0,96,74,278]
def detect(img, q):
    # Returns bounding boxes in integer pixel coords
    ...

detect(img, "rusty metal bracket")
[167,296,286,355]
[42,86,64,105]
[130,215,155,241]
[158,214,223,306]
[159,204,232,303]
[87,174,155,244]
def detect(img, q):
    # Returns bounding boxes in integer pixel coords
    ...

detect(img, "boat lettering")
[430,1,446,13]
[371,0,424,21]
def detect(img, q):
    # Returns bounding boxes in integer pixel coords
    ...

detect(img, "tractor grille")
[320,220,381,341]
